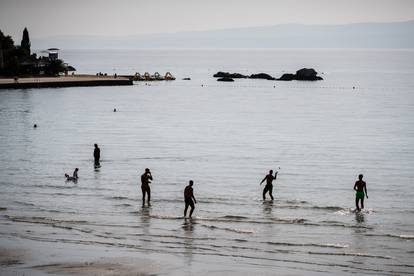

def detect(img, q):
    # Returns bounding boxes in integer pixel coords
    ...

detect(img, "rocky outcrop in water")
[213,68,323,82]
[277,68,323,81]
[249,73,275,80]
[213,72,248,78]
[217,77,234,82]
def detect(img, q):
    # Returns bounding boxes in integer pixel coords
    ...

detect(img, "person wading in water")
[260,169,278,200]
[354,174,368,211]
[184,180,197,218]
[93,144,100,167]
[141,168,153,206]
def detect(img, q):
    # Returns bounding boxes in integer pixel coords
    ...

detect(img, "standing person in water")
[93,144,100,167]
[184,180,197,218]
[140,168,153,206]
[354,174,368,211]
[260,170,278,200]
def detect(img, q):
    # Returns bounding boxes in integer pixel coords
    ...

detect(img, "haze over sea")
[0,49,413,275]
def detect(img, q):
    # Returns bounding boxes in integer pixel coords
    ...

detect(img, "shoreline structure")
[0,75,133,89]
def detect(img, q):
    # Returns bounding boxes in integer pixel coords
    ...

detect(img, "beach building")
[47,48,59,60]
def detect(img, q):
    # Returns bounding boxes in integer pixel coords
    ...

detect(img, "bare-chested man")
[260,170,278,200]
[184,180,197,218]
[354,174,368,211]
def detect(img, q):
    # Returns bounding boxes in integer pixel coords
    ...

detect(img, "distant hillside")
[32,21,414,50]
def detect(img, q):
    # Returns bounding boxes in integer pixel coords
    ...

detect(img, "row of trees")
[0,28,67,77]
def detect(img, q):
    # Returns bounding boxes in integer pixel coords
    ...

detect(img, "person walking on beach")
[141,168,153,206]
[354,174,368,211]
[184,180,197,218]
[260,170,278,200]
[93,144,100,167]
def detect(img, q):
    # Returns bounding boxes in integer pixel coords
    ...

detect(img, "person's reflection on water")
[351,211,368,267]
[262,200,274,216]
[182,218,195,266]
[355,212,365,223]
[139,205,152,249]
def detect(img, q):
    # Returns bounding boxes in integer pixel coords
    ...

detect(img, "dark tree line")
[0,28,66,77]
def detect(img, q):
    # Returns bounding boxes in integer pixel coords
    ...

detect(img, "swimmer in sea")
[260,170,278,200]
[184,180,197,218]
[65,168,79,181]
[354,174,368,211]
[141,168,153,206]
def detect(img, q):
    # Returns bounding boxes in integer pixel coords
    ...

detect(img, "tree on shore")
[0,28,70,77]
[21,27,31,54]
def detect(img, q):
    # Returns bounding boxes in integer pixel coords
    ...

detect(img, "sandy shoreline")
[0,237,173,276]
[0,235,317,275]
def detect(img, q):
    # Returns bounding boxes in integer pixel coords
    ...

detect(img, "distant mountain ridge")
[32,20,414,50]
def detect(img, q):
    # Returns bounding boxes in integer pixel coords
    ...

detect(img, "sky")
[1,0,414,39]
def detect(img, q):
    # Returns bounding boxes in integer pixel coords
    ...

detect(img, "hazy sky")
[1,0,414,39]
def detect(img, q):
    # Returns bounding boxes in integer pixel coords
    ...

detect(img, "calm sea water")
[1,49,413,274]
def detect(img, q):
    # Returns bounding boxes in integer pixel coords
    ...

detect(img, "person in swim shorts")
[260,170,278,200]
[354,174,368,211]
[184,180,197,218]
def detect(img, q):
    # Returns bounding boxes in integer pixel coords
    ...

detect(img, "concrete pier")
[0,75,133,89]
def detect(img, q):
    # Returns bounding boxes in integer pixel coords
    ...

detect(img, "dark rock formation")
[182,77,191,80]
[217,77,234,82]
[277,68,323,81]
[277,73,296,81]
[213,72,247,78]
[249,73,275,80]
[295,68,323,80]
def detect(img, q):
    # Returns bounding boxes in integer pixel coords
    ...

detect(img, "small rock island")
[214,68,323,82]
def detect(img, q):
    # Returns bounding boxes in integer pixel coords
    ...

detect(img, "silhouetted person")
[184,180,197,218]
[141,168,153,206]
[354,174,368,211]
[113,108,117,112]
[260,170,278,200]
[65,168,79,181]
[93,144,100,166]
[73,168,79,179]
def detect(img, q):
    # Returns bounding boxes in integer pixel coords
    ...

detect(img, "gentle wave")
[365,233,414,240]
[13,201,36,207]
[115,203,133,207]
[199,223,255,234]
[4,215,89,225]
[145,213,373,230]
[220,215,249,220]
[109,196,130,200]
[310,206,345,211]
[266,241,349,249]
[308,251,392,260]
